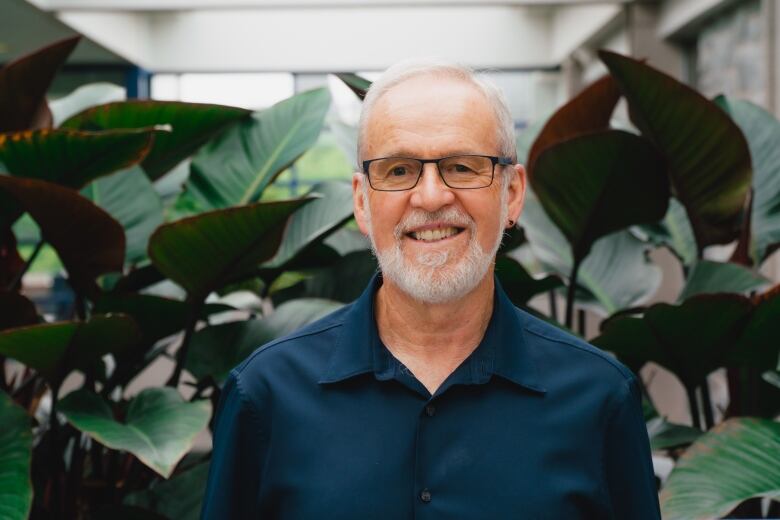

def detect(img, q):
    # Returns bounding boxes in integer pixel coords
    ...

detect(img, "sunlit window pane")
[152,73,294,110]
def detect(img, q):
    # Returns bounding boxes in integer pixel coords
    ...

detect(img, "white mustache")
[394,207,474,240]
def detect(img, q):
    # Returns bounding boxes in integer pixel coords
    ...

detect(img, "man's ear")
[507,163,526,226]
[352,172,371,236]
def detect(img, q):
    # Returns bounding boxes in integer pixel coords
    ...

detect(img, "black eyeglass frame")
[361,154,514,192]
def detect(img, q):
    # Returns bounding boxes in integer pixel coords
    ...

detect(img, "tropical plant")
[0,37,359,519]
[518,52,780,519]
[2,35,779,520]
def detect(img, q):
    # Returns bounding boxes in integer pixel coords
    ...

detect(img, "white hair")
[357,58,517,167]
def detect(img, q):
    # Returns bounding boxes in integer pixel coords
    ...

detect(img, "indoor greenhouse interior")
[1,0,779,518]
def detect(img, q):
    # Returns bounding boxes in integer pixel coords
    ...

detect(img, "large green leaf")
[0,226,25,289]
[265,181,354,268]
[593,295,754,389]
[186,298,342,383]
[148,198,313,299]
[62,100,250,181]
[59,387,211,478]
[527,74,620,174]
[0,292,38,331]
[0,176,125,296]
[532,130,668,261]
[0,128,157,190]
[93,293,232,345]
[322,226,369,256]
[49,82,125,127]
[270,249,377,306]
[329,119,358,164]
[660,418,780,519]
[0,36,79,132]
[81,166,164,264]
[0,314,139,381]
[599,50,752,252]
[729,286,780,370]
[335,73,371,100]
[187,88,331,209]
[0,390,32,520]
[678,259,769,301]
[521,191,661,315]
[124,461,210,520]
[717,97,780,265]
[634,197,698,266]
[646,416,703,451]
[495,256,562,306]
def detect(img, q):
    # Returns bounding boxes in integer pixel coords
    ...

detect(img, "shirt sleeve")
[603,375,661,519]
[201,370,267,519]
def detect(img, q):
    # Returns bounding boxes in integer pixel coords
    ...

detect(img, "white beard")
[361,180,508,304]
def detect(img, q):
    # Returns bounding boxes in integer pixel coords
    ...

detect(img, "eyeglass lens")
[368,156,494,190]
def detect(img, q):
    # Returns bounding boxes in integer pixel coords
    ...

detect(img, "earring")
[507,219,515,227]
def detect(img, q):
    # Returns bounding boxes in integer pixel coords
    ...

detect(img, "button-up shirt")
[201,274,660,519]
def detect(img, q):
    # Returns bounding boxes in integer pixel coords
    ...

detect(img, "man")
[201,60,660,519]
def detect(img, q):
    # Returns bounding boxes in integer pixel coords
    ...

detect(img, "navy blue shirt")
[202,275,660,519]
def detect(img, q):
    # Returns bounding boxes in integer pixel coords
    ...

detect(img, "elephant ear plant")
[513,50,780,518]
[0,37,358,519]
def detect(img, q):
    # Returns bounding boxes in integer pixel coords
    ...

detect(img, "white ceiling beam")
[33,0,635,10]
[657,0,735,39]
[148,6,554,72]
[551,3,622,61]
[55,11,153,67]
[23,0,643,72]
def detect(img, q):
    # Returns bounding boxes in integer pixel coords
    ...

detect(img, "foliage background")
[1,38,779,520]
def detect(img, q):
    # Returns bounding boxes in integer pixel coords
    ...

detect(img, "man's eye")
[453,163,475,173]
[390,167,409,176]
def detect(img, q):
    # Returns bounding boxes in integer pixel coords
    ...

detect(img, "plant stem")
[166,299,204,388]
[0,357,6,392]
[565,257,582,329]
[767,500,780,518]
[64,433,86,519]
[700,377,715,430]
[686,384,702,430]
[5,239,44,292]
[74,293,87,321]
[547,289,558,322]
[577,309,586,337]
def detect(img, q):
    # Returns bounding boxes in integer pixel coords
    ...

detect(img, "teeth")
[412,227,460,242]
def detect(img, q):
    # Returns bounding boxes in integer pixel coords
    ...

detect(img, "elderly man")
[201,61,660,519]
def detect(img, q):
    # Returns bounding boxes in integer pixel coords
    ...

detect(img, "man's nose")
[410,163,456,211]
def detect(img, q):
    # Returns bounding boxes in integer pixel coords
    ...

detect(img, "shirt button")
[425,404,436,417]
[420,488,432,503]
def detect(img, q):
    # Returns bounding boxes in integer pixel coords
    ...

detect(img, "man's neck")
[374,272,495,394]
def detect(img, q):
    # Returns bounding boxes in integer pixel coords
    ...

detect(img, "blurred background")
[2,1,779,518]
[4,0,775,193]
[6,0,777,428]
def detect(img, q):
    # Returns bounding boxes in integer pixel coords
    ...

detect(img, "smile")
[406,226,465,242]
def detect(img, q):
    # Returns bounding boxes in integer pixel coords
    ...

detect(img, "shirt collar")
[319,273,547,394]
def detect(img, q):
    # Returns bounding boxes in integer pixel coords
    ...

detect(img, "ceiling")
[0,0,128,64]
[2,0,668,72]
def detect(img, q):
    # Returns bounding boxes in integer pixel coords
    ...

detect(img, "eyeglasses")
[362,155,513,191]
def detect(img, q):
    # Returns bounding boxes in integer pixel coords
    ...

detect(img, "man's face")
[353,75,525,303]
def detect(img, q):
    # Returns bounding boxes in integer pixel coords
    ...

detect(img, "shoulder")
[517,307,637,389]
